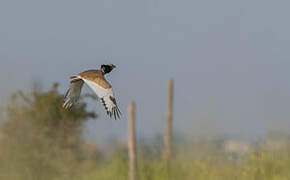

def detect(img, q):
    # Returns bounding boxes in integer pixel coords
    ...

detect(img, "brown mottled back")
[78,70,112,89]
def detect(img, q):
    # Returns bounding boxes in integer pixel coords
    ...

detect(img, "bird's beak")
[110,64,116,68]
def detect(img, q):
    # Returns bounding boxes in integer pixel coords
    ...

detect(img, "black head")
[101,64,116,74]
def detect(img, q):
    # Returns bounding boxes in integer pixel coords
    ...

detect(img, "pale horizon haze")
[1,0,290,142]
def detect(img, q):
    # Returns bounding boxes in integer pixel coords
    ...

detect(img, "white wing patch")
[63,77,84,109]
[83,79,121,120]
[101,91,121,119]
[82,79,108,98]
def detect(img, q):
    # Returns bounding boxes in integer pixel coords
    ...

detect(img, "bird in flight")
[63,64,121,120]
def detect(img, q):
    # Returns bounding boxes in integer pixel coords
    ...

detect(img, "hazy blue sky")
[1,0,290,142]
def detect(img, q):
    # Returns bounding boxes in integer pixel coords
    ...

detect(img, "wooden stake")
[128,102,137,180]
[165,79,173,171]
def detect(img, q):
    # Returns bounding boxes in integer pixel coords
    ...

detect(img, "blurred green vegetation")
[0,83,290,180]
[0,83,97,180]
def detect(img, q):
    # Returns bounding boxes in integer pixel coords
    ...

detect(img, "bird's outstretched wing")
[63,76,84,109]
[82,78,121,120]
[63,70,121,120]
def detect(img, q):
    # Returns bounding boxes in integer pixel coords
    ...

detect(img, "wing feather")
[82,78,121,120]
[63,77,84,109]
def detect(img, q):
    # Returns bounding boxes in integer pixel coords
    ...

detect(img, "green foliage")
[82,147,129,180]
[1,83,290,180]
[0,83,97,180]
[81,139,290,180]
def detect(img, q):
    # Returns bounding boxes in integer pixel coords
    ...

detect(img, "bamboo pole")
[164,79,173,171]
[128,102,137,180]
